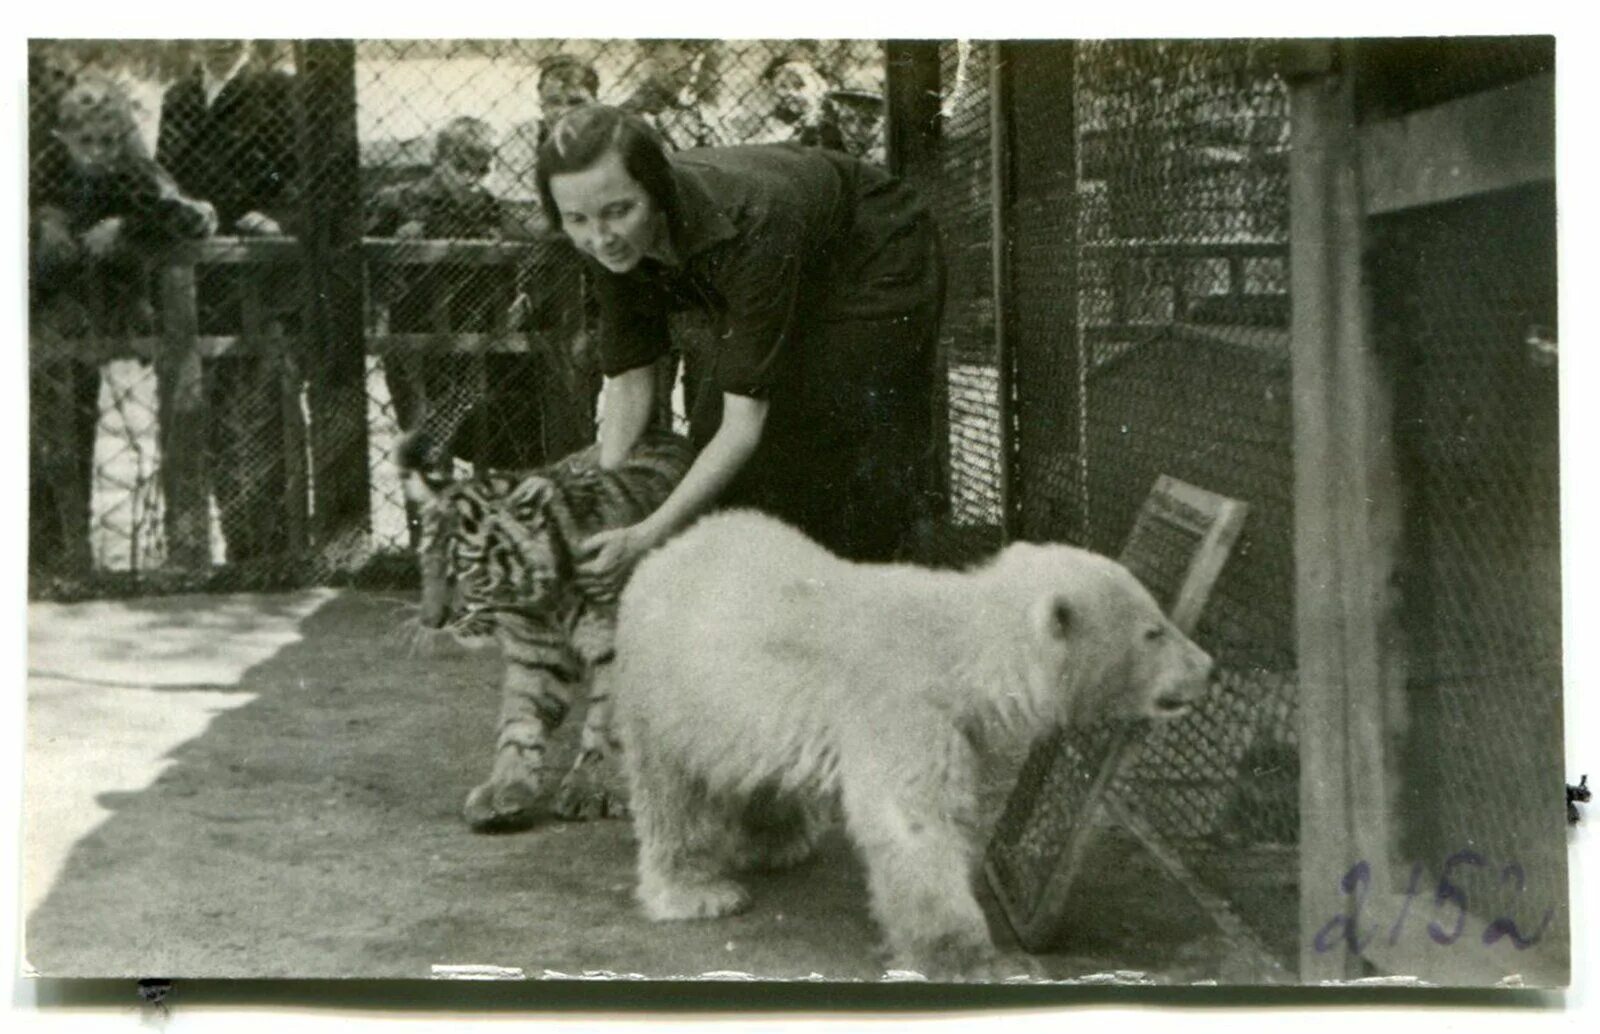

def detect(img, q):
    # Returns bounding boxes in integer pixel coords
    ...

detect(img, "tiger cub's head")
[397,432,571,641]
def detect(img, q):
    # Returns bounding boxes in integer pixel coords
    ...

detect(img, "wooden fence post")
[884,40,946,527]
[156,261,211,570]
[1289,43,1405,983]
[296,39,372,566]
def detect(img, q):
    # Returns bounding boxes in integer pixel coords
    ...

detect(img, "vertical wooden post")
[156,261,211,570]
[988,41,1018,544]
[296,39,372,563]
[884,40,942,181]
[1004,41,1080,545]
[884,40,946,526]
[1289,43,1404,983]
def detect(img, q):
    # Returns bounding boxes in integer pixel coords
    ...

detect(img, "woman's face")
[547,148,663,274]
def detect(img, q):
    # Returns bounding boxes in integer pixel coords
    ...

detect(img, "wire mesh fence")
[26,33,1564,982]
[909,40,1003,568]
[27,37,889,599]
[1058,38,1297,968]
[1376,180,1566,962]
[900,39,1299,970]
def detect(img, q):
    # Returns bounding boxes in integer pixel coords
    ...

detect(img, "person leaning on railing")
[156,39,303,570]
[365,116,552,476]
[29,71,218,582]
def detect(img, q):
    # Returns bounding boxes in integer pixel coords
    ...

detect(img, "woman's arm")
[635,392,766,544]
[597,364,658,469]
[577,391,767,596]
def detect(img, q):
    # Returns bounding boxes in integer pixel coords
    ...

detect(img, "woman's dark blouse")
[594,144,937,401]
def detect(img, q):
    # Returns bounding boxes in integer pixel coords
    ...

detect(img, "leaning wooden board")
[984,475,1250,955]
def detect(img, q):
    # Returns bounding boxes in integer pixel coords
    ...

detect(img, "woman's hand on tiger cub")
[575,523,657,601]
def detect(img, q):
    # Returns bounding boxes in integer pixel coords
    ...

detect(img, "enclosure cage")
[27,37,887,597]
[26,36,1565,984]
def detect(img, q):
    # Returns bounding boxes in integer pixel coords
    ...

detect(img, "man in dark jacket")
[157,40,302,567]
[157,40,298,235]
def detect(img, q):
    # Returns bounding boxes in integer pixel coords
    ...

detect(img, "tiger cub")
[399,429,694,832]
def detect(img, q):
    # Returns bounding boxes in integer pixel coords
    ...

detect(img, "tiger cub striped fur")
[399,429,695,832]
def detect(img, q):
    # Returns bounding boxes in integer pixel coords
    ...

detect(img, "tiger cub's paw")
[552,773,630,821]
[463,779,542,834]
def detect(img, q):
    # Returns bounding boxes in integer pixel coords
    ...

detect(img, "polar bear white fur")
[612,509,1213,979]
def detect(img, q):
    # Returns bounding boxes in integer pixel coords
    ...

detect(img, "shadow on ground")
[27,590,1236,982]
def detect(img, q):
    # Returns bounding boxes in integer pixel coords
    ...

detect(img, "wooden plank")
[367,332,534,355]
[1162,478,1251,636]
[1360,72,1554,216]
[40,331,541,363]
[884,41,942,180]
[364,238,548,265]
[1081,239,1288,260]
[296,39,373,561]
[243,270,309,560]
[161,236,544,266]
[1005,40,1080,545]
[1290,58,1358,987]
[990,41,1018,543]
[986,722,1145,951]
[1107,798,1291,982]
[986,476,1251,954]
[154,262,211,570]
[1290,49,1405,982]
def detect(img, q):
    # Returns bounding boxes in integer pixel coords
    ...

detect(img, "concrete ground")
[23,589,1234,982]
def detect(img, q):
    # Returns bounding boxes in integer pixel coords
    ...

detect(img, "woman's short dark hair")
[535,104,677,237]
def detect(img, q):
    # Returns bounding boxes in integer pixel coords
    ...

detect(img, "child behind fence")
[29,70,217,582]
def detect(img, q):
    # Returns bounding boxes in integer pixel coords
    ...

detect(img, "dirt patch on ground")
[26,590,1237,981]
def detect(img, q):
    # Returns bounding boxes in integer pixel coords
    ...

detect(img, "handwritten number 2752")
[1314,853,1553,953]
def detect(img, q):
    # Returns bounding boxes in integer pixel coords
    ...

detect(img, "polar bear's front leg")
[629,746,752,920]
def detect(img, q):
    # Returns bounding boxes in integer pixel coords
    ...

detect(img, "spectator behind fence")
[827,73,887,165]
[495,53,602,213]
[618,40,723,151]
[732,57,844,151]
[29,71,217,581]
[156,39,298,235]
[366,117,552,476]
[157,39,303,567]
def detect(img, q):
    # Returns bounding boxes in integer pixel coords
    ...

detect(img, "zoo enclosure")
[28,36,1565,984]
[890,37,1561,983]
[28,37,886,595]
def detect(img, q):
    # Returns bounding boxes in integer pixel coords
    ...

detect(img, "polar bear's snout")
[1147,638,1213,719]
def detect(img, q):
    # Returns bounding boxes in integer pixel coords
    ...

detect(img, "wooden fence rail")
[33,234,587,570]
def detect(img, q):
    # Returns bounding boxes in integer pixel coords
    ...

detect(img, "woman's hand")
[575,523,659,601]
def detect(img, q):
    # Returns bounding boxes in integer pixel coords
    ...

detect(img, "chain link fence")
[27,33,1563,981]
[1370,137,1565,966]
[1064,39,1297,967]
[901,39,1298,971]
[28,38,888,599]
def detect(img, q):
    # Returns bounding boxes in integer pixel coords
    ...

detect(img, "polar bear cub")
[612,509,1212,979]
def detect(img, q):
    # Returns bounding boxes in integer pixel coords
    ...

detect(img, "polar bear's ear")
[1031,593,1073,642]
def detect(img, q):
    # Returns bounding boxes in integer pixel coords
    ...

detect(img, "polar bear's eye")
[1143,626,1166,642]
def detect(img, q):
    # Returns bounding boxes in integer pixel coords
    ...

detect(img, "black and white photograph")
[10,22,1581,1000]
